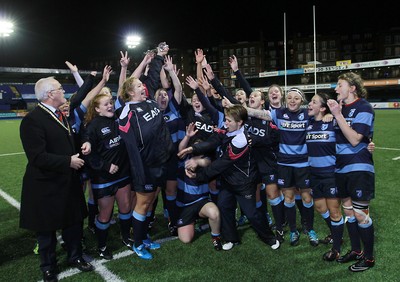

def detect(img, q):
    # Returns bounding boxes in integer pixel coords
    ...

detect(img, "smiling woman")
[0,109,399,282]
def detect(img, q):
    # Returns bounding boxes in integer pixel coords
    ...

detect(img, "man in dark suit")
[19,76,94,282]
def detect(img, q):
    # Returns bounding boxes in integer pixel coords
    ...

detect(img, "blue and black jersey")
[335,98,374,174]
[306,118,336,175]
[176,155,210,207]
[270,108,309,168]
[163,94,186,152]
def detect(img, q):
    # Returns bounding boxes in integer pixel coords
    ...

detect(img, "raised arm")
[195,48,207,94]
[185,75,219,125]
[204,64,239,105]
[65,61,84,87]
[145,42,169,99]
[163,55,183,104]
[131,52,154,79]
[81,65,112,108]
[178,122,198,152]
[118,51,130,96]
[229,55,252,96]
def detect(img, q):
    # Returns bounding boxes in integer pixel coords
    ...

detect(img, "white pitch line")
[1,186,179,282]
[0,152,24,157]
[392,156,400,160]
[376,147,400,151]
[0,188,20,210]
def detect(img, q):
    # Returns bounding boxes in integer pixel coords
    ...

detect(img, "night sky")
[0,1,397,69]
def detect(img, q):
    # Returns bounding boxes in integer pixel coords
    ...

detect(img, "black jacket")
[191,127,257,189]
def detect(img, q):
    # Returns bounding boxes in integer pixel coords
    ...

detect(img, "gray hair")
[34,76,57,101]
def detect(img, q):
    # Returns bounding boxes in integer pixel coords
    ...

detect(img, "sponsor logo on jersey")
[281,121,306,129]
[109,135,121,148]
[246,125,266,137]
[101,127,111,135]
[306,132,330,140]
[195,121,214,133]
[143,107,161,121]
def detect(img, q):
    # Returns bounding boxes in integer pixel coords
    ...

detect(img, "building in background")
[1,27,400,118]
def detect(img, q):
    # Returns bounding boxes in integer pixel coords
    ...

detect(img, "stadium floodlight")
[126,35,141,49]
[0,20,14,37]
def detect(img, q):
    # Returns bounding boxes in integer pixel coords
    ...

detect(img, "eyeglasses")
[49,86,65,93]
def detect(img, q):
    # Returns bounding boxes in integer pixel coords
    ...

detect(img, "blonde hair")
[120,77,140,102]
[338,72,368,98]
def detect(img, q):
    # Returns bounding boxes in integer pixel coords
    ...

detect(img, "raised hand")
[195,48,205,64]
[186,122,198,138]
[163,55,174,72]
[102,65,112,82]
[185,75,199,90]
[120,51,130,68]
[198,75,211,91]
[203,64,215,80]
[229,55,239,72]
[65,61,78,73]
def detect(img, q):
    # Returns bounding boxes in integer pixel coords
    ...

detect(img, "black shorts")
[277,165,310,189]
[176,198,211,227]
[261,168,278,185]
[92,177,131,200]
[309,173,338,199]
[134,164,168,193]
[335,171,375,201]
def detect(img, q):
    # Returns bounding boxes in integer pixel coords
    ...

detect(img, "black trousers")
[218,184,275,244]
[37,221,83,272]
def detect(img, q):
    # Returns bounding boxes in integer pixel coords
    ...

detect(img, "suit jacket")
[19,104,88,232]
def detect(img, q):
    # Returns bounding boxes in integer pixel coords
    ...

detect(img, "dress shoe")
[43,270,58,282]
[70,258,94,272]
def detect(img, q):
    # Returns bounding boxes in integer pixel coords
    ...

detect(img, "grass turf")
[0,110,399,281]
